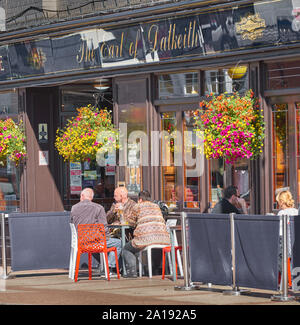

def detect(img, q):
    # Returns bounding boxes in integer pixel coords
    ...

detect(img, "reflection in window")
[209,158,224,207]
[205,66,248,94]
[266,61,300,90]
[161,112,178,210]
[232,159,250,208]
[296,103,300,203]
[158,72,198,99]
[119,104,146,197]
[272,103,289,206]
[0,91,21,212]
[183,111,200,208]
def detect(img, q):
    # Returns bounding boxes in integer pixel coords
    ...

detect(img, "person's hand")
[115,203,123,211]
[236,197,248,214]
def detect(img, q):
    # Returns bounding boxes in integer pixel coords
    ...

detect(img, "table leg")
[121,227,127,276]
[170,230,176,282]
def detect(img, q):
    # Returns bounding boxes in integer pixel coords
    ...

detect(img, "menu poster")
[70,162,82,195]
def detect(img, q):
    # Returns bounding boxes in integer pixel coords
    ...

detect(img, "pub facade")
[0,0,299,215]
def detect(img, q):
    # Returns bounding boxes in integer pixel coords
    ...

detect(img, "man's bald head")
[114,187,128,203]
[80,188,94,201]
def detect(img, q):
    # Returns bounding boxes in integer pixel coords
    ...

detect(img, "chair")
[138,219,183,279]
[161,219,184,279]
[139,244,169,278]
[68,223,78,280]
[74,224,120,282]
[162,245,182,279]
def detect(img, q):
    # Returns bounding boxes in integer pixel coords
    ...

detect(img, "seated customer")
[122,190,170,278]
[106,187,136,227]
[71,188,122,272]
[211,185,241,214]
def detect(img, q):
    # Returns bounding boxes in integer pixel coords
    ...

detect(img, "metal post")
[1,213,9,279]
[272,214,295,301]
[223,213,248,295]
[175,212,193,290]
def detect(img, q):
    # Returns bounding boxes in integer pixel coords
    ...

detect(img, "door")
[25,87,63,212]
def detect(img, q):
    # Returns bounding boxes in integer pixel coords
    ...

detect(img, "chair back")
[166,219,178,246]
[77,224,107,253]
[70,223,77,249]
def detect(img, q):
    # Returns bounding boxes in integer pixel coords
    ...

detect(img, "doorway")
[59,80,115,211]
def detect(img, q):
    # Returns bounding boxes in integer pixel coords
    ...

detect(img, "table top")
[108,224,132,229]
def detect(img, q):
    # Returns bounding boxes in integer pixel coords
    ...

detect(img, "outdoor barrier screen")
[289,216,300,289]
[187,214,232,285]
[8,212,71,271]
[187,213,281,291]
[234,215,280,291]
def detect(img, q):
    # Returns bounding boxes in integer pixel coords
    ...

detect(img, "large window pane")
[161,112,178,210]
[0,91,21,212]
[297,103,300,204]
[119,105,146,196]
[272,103,289,206]
[266,61,300,90]
[209,158,224,208]
[183,110,200,208]
[205,66,248,94]
[158,72,198,99]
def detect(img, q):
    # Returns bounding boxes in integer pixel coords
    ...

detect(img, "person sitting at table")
[70,187,121,274]
[121,190,170,278]
[106,186,137,226]
[211,185,243,214]
[276,190,298,278]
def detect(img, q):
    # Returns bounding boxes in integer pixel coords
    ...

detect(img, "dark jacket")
[211,198,240,214]
[70,199,110,236]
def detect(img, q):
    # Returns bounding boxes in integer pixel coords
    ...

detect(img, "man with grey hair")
[71,188,121,273]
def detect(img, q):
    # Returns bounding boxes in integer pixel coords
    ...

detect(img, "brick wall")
[0,0,175,32]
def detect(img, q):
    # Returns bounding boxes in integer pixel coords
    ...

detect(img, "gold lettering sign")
[236,13,266,41]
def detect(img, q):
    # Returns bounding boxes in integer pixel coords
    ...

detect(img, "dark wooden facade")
[0,0,299,214]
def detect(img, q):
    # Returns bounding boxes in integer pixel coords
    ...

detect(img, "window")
[183,111,200,208]
[0,90,21,212]
[266,61,300,90]
[209,158,224,207]
[158,72,198,99]
[161,112,178,209]
[272,103,289,206]
[296,103,300,203]
[205,66,249,94]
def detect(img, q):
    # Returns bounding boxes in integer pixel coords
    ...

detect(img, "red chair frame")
[74,224,120,282]
[162,245,182,280]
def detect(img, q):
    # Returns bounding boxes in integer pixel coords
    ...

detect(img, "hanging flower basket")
[193,90,265,164]
[0,118,26,166]
[55,105,118,162]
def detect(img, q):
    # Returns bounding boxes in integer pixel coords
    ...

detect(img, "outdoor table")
[108,223,132,276]
[169,225,181,282]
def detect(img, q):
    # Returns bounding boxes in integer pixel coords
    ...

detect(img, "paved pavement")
[0,268,299,308]
[0,268,299,323]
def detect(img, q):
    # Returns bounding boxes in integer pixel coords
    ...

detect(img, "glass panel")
[161,112,178,210]
[266,61,300,90]
[0,91,21,212]
[158,72,198,99]
[183,110,200,208]
[0,91,18,115]
[209,158,224,208]
[61,89,96,112]
[60,85,115,211]
[232,159,250,210]
[297,103,300,204]
[119,104,146,196]
[272,103,289,206]
[205,66,248,94]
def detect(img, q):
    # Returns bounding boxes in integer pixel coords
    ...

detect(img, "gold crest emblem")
[236,13,266,41]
